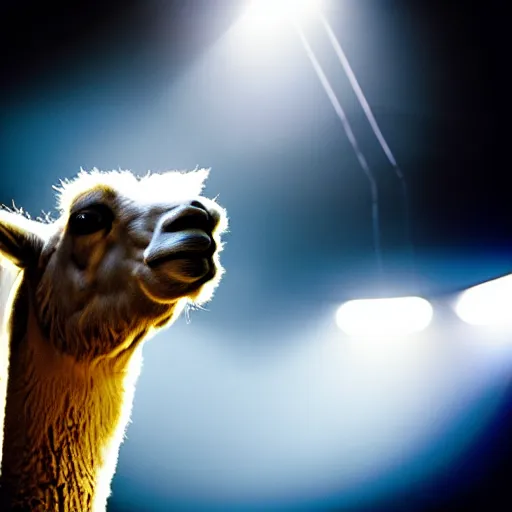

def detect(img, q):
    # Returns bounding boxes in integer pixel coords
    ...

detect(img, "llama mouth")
[144,229,213,268]
[139,245,216,300]
[146,250,211,268]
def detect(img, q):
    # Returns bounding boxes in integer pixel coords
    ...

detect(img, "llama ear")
[0,209,48,268]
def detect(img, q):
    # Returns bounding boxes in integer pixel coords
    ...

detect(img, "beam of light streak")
[336,296,433,337]
[294,22,383,274]
[319,14,415,278]
[455,274,512,327]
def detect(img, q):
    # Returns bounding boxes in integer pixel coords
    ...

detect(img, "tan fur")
[0,168,227,511]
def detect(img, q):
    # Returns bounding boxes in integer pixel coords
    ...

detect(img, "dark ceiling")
[0,0,241,97]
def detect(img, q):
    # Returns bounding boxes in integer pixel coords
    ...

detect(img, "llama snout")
[143,201,218,278]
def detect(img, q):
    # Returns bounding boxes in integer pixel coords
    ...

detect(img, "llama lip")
[144,228,212,268]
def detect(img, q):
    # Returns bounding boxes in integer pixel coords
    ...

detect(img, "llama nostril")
[162,204,210,233]
[190,200,207,212]
[190,201,220,230]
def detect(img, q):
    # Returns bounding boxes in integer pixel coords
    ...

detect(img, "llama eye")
[69,206,113,236]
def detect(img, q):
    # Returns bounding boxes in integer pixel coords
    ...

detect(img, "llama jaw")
[136,254,216,304]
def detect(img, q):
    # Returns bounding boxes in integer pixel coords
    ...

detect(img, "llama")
[0,168,228,511]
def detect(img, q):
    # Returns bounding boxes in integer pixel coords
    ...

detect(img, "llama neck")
[0,295,142,512]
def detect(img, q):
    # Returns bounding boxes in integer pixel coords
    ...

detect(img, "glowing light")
[335,296,433,337]
[240,0,322,30]
[455,274,512,326]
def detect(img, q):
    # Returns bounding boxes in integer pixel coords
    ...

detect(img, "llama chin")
[0,168,228,511]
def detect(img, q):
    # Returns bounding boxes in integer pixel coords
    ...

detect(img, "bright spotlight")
[335,297,433,338]
[455,274,512,326]
[241,0,322,30]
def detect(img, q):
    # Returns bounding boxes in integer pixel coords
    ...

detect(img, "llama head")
[0,168,228,360]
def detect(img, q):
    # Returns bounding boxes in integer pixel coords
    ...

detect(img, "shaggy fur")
[0,168,227,511]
